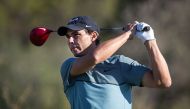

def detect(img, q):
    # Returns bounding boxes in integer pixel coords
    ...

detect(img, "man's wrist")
[144,39,157,47]
[124,31,132,40]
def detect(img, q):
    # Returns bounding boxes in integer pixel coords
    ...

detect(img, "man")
[59,16,172,109]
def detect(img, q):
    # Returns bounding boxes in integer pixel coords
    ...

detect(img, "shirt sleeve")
[119,55,151,86]
[60,58,76,89]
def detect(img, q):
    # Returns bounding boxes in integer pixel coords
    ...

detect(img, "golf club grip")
[138,26,150,32]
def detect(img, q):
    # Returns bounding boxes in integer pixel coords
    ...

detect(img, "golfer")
[60,16,172,109]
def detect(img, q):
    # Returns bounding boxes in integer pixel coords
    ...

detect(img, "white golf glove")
[135,22,155,43]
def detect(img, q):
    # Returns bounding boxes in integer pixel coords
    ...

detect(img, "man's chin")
[73,53,84,57]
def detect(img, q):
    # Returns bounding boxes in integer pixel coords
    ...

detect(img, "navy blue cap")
[57,16,100,36]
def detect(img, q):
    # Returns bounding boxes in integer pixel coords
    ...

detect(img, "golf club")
[29,26,150,46]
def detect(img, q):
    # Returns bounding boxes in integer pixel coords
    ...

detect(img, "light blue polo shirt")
[60,55,150,109]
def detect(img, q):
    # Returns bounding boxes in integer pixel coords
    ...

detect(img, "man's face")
[66,29,95,57]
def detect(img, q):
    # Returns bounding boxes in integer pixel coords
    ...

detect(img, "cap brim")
[57,25,84,36]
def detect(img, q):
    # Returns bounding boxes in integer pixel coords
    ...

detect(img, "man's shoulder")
[108,55,134,64]
[63,57,76,64]
[61,57,76,69]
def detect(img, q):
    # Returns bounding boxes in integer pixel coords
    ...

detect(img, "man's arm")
[71,24,134,76]
[135,22,172,88]
[142,40,172,88]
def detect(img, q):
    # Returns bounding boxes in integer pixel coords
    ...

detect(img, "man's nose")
[68,36,74,43]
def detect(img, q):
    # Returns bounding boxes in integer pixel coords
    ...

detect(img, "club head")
[30,27,53,46]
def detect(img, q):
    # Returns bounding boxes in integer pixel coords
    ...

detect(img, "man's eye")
[66,35,71,39]
[74,33,80,36]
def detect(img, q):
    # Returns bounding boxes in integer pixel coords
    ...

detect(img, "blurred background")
[0,0,190,109]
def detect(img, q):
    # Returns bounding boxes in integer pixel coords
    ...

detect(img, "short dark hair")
[85,29,100,45]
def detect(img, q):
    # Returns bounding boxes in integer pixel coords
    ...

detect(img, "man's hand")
[135,22,155,43]
[123,23,136,40]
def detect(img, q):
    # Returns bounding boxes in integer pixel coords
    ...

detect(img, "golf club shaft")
[100,27,123,31]
[100,26,150,32]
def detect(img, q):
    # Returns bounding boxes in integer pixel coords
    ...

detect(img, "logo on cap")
[85,25,91,28]
[67,17,87,25]
[68,17,79,24]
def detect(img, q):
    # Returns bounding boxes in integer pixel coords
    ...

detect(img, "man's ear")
[91,31,98,42]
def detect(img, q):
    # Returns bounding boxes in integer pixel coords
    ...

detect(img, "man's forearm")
[145,40,172,87]
[93,31,131,64]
